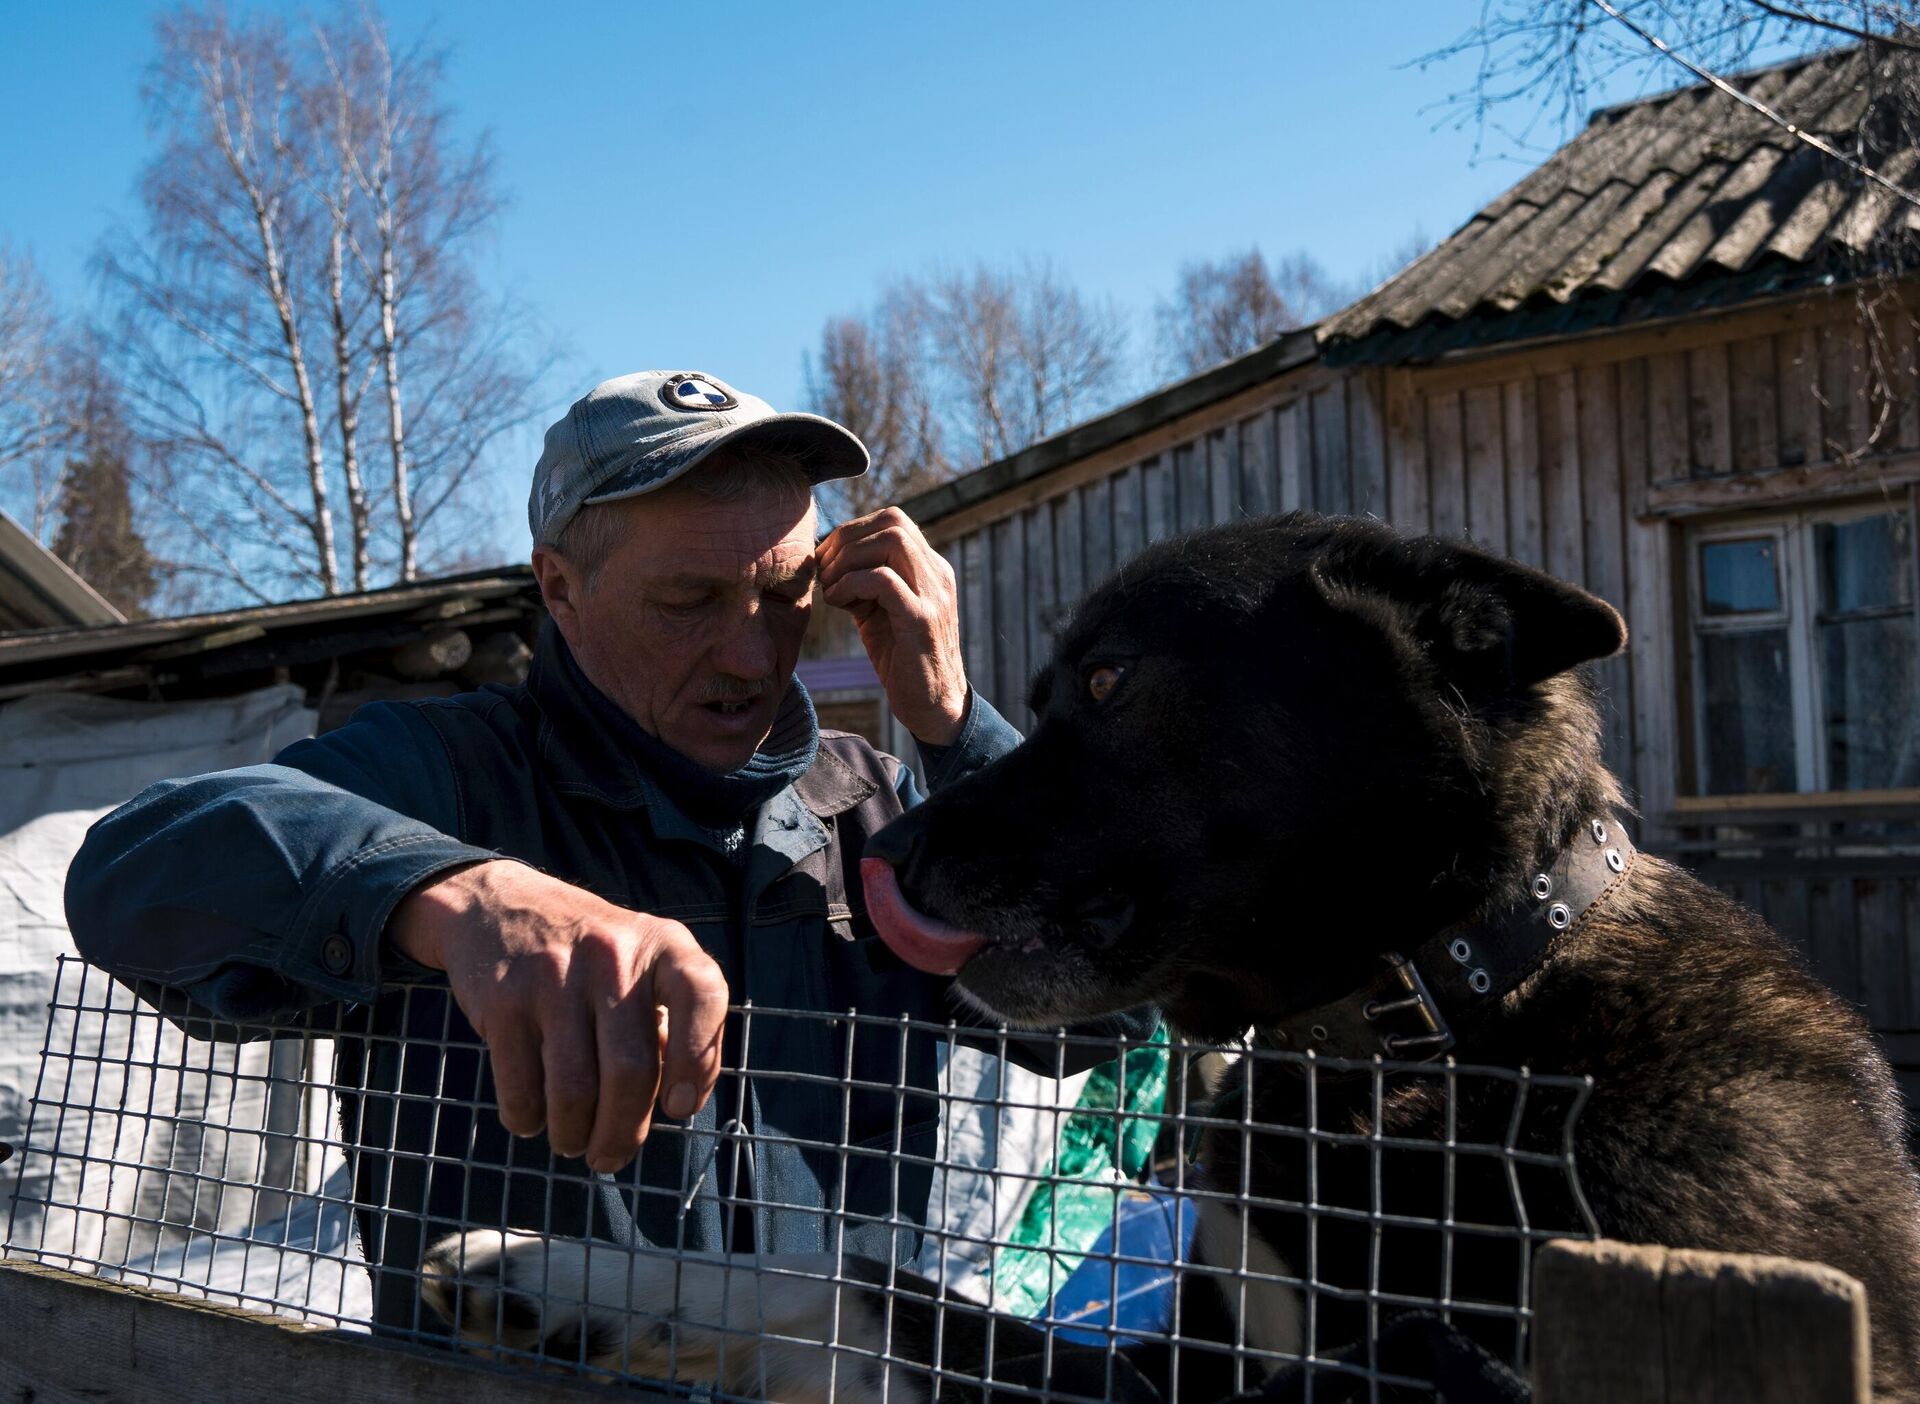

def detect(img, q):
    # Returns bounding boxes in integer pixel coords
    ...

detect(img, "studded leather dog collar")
[1266,816,1637,1063]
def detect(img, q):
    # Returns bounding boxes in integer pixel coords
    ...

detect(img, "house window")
[1689,503,1917,796]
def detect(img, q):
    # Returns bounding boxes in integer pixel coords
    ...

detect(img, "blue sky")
[0,2,1697,556]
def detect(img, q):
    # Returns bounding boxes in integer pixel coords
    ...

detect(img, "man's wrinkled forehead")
[633,498,817,585]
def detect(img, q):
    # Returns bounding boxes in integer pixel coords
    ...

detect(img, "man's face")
[541,484,817,772]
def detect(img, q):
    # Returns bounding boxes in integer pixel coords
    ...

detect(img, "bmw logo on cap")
[659,372,738,412]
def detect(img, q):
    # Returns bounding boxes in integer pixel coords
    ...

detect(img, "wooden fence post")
[0,1260,657,1403]
[1532,1238,1872,1404]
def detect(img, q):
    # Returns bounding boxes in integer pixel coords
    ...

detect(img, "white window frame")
[1686,497,1917,797]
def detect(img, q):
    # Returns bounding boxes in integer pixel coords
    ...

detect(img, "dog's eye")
[1087,665,1124,702]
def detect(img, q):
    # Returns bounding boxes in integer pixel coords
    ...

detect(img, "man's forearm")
[64,704,492,1027]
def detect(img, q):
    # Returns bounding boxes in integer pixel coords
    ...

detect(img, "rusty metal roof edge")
[900,327,1321,528]
[0,563,538,670]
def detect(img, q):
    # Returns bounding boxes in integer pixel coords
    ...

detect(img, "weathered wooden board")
[1504,377,1543,567]
[0,1261,643,1404]
[1176,439,1210,534]
[1541,369,1584,583]
[1532,1239,1870,1404]
[1686,341,1733,477]
[1427,389,1466,539]
[1053,490,1084,621]
[1349,370,1386,518]
[1022,504,1053,704]
[1384,370,1431,532]
[1208,427,1238,524]
[1463,383,1507,553]
[1277,399,1307,512]
[1240,410,1277,520]
[1312,381,1351,516]
[991,513,1026,717]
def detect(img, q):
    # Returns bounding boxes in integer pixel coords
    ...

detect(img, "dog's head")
[862,514,1626,1041]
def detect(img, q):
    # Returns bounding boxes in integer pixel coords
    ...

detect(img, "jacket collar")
[525,622,873,835]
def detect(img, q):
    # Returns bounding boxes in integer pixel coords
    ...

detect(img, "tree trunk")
[208,53,340,596]
[255,199,339,595]
[375,205,417,583]
[328,192,370,592]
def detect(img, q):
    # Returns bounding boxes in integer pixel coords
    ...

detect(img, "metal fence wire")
[4,955,1598,1402]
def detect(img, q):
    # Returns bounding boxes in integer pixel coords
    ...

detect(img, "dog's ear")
[1418,550,1626,688]
[1310,535,1625,689]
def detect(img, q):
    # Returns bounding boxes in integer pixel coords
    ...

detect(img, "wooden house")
[894,45,1920,1101]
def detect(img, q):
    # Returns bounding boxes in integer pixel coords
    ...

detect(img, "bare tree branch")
[1591,0,1920,212]
[1743,0,1920,51]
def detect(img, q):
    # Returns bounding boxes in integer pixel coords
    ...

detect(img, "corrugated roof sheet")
[1321,44,1920,361]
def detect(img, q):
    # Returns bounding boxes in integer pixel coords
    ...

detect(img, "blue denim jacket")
[65,628,1149,1334]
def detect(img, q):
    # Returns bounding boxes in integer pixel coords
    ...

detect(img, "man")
[65,370,1145,1334]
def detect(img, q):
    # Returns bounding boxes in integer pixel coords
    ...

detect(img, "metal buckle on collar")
[1361,955,1455,1060]
[1270,953,1457,1063]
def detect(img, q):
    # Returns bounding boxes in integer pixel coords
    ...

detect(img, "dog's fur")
[424,515,1920,1401]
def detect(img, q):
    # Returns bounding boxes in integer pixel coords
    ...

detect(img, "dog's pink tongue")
[861,858,991,976]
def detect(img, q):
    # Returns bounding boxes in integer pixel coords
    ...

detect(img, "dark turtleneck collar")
[533,620,820,829]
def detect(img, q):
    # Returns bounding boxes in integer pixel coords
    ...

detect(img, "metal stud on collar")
[1606,847,1625,874]
[1450,938,1473,964]
[1468,968,1492,994]
[1548,902,1572,930]
[1590,819,1608,844]
[1531,873,1553,900]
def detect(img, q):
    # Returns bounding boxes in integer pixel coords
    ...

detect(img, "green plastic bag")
[990,1030,1170,1314]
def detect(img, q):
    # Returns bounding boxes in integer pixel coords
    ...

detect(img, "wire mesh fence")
[4,954,1597,1401]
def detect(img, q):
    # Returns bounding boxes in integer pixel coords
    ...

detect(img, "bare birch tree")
[98,4,540,606]
[100,9,340,599]
[313,10,532,585]
[804,295,948,519]
[1154,248,1349,377]
[912,260,1130,467]
[806,259,1129,497]
[308,32,376,590]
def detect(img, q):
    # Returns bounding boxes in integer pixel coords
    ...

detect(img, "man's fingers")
[653,941,729,1122]
[540,1010,600,1159]
[487,1021,546,1139]
[818,506,909,558]
[820,521,950,593]
[584,994,662,1172]
[822,566,922,624]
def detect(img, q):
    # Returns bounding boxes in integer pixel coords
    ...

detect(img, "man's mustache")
[697,679,769,705]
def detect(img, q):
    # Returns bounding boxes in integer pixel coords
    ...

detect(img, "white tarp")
[0,684,371,1324]
[916,1044,1091,1301]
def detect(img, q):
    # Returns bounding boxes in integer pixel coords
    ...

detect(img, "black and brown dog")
[426,514,1920,1402]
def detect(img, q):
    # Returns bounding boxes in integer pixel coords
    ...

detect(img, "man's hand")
[387,860,728,1173]
[818,507,970,746]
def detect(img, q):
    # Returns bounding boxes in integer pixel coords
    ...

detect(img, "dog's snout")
[1073,896,1135,951]
[864,809,930,882]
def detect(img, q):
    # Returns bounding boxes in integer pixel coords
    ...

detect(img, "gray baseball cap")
[529,370,870,543]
